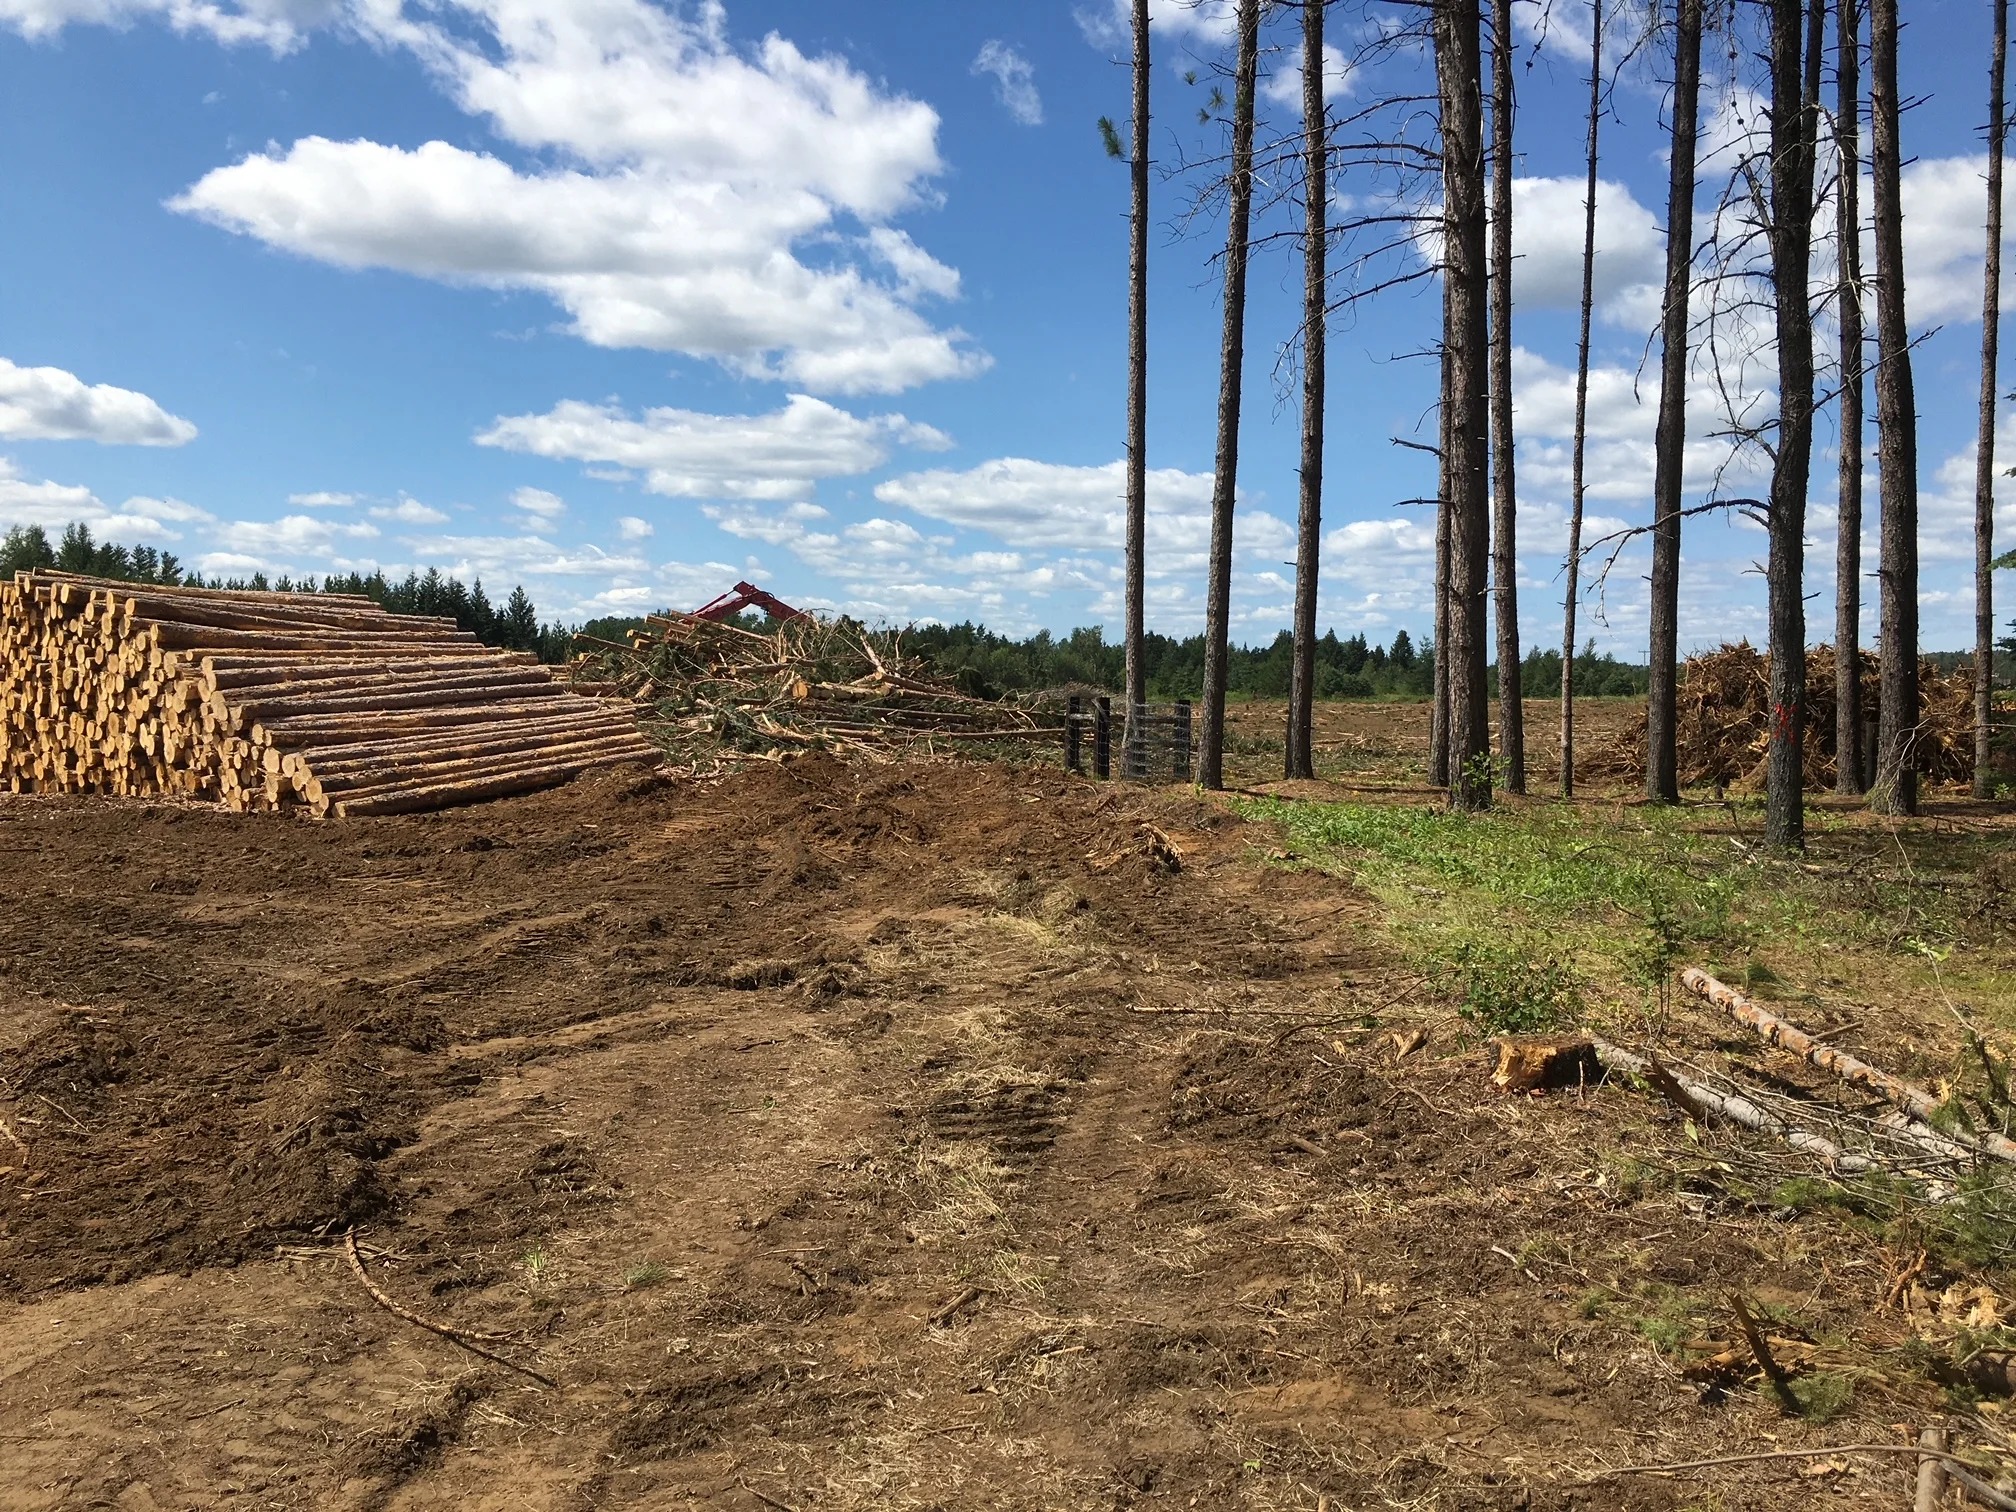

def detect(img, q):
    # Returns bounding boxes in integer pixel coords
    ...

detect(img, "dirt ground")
[1219,697,1644,791]
[0,718,1988,1510]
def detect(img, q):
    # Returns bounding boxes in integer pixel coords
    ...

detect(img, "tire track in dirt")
[0,760,1891,1509]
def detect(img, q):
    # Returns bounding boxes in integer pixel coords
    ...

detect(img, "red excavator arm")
[693,580,809,623]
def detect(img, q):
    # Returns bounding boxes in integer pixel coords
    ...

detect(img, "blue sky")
[0,0,2008,654]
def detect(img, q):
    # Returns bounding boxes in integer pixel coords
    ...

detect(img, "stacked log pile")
[1585,642,1977,789]
[572,607,1056,763]
[1,571,659,817]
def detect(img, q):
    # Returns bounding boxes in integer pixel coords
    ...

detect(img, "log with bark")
[1592,1038,1875,1173]
[1678,967,2016,1165]
[1,571,659,816]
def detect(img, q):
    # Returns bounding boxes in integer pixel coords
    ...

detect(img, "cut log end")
[3,571,658,821]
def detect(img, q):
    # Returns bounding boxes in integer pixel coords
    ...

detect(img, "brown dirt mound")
[0,755,1968,1509]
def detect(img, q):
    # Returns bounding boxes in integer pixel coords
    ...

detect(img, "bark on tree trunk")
[1437,0,1493,811]
[1763,0,1823,850]
[1835,0,1867,796]
[1648,0,1703,805]
[1287,0,1328,781]
[1488,0,1525,793]
[1432,289,1453,791]
[1124,0,1151,752]
[1198,0,1260,791]
[1561,0,1602,801]
[1870,0,1920,816]
[1975,0,2008,799]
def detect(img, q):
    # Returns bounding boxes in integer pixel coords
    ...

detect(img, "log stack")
[1,571,660,817]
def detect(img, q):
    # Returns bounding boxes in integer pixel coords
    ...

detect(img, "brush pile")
[1585,641,1976,789]
[570,608,1056,763]
[1,571,657,817]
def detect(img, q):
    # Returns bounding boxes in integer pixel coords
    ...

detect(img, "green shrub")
[1434,938,1581,1035]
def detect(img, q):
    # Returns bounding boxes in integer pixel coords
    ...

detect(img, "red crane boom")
[692,581,809,623]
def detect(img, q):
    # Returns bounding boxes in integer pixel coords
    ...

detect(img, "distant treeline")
[1,521,1655,694]
[898,622,1651,701]
[2,522,186,586]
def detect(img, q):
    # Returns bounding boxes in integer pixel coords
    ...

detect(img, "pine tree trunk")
[1561,0,1602,801]
[1647,0,1703,804]
[1436,0,1493,811]
[1432,303,1453,790]
[1198,0,1259,792]
[1975,0,2008,799]
[1835,0,1867,796]
[1287,0,1327,781]
[1870,0,1919,816]
[1764,0,1823,851]
[1125,0,1151,750]
[1488,0,1525,793]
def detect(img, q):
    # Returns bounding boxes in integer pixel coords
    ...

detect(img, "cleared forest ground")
[3,706,2015,1510]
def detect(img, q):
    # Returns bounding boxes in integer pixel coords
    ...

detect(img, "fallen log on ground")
[1591,1039,1876,1174]
[1601,1443,2016,1509]
[343,1229,553,1386]
[329,746,656,817]
[306,732,655,802]
[1678,968,2016,1165]
[277,711,636,774]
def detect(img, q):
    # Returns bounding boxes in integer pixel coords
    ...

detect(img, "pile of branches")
[568,609,1058,764]
[1586,642,1976,790]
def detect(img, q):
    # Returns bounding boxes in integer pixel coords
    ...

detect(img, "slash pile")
[1,571,659,817]
[1586,641,1978,790]
[570,607,1056,764]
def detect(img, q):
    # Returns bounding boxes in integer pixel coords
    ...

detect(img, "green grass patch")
[1244,797,1746,1022]
[1239,793,2016,1035]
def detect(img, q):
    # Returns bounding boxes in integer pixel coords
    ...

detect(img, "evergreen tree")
[504,586,540,652]
[0,524,55,574]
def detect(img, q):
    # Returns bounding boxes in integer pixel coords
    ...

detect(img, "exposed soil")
[0,751,1958,1508]
[1219,695,1647,790]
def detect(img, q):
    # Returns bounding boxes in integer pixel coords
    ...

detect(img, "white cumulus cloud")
[214,512,379,557]
[972,40,1042,126]
[0,0,334,49]
[395,531,648,580]
[510,485,566,521]
[476,392,951,502]
[617,515,653,540]
[168,1,989,394]
[874,456,1291,567]
[1077,0,1239,48]
[1260,40,1353,110]
[1893,154,2016,324]
[1495,177,1666,326]
[0,357,196,446]
[368,496,450,524]
[0,458,212,540]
